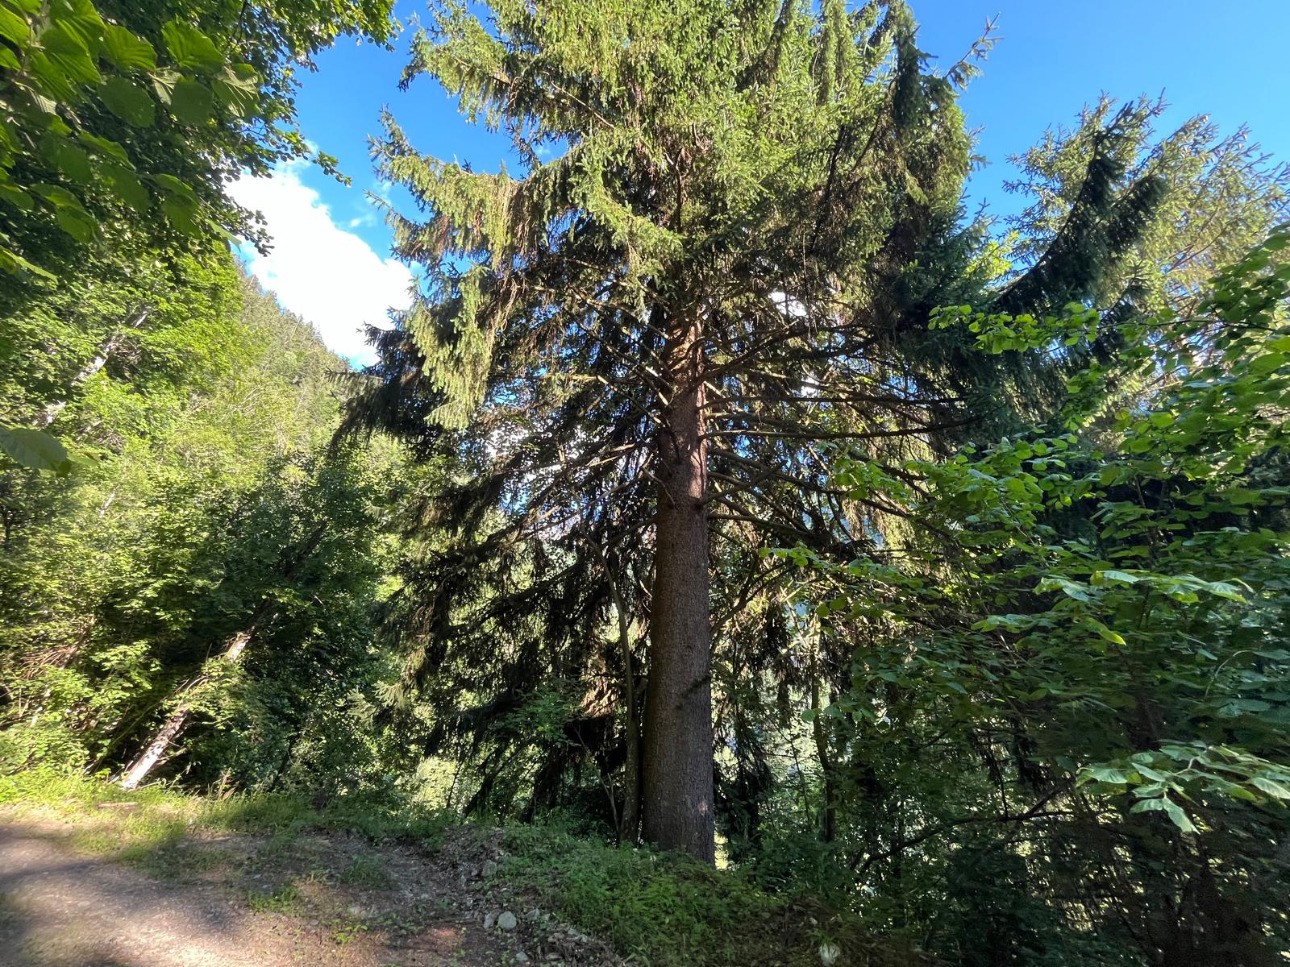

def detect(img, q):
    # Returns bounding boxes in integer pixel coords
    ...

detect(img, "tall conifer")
[352,0,1156,859]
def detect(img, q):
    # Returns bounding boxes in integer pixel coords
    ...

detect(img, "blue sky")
[235,0,1290,362]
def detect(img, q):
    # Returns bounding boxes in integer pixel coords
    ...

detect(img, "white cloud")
[229,161,413,365]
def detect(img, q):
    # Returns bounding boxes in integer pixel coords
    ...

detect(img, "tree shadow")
[0,824,248,967]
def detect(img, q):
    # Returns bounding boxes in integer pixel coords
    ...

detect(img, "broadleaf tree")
[0,0,396,472]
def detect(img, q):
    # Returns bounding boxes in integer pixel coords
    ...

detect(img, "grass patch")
[260,823,302,858]
[0,768,452,895]
[0,768,451,847]
[246,882,302,914]
[499,825,919,967]
[330,919,370,946]
[338,853,393,889]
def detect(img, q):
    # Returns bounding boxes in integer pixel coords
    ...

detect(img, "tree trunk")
[642,310,715,863]
[809,640,838,843]
[607,560,641,844]
[116,628,253,790]
[35,309,150,430]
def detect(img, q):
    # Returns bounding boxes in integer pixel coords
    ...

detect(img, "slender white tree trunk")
[116,629,252,791]
[35,310,149,430]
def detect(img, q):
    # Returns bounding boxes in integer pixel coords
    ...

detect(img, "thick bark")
[116,628,252,791]
[642,311,716,863]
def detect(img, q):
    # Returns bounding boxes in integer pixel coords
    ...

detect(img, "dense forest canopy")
[2,2,1288,965]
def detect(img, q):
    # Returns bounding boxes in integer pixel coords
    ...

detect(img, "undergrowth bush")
[498,823,924,967]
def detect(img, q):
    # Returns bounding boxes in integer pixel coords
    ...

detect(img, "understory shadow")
[0,824,245,967]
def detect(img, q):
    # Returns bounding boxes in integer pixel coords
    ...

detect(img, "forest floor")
[0,774,910,967]
[0,812,622,967]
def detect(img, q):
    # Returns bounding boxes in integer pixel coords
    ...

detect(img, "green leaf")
[1094,569,1140,585]
[0,4,30,49]
[38,133,92,183]
[29,182,81,207]
[161,195,200,234]
[101,24,156,70]
[150,171,185,191]
[53,203,95,241]
[0,426,70,471]
[1161,798,1197,834]
[1250,352,1286,376]
[0,244,57,279]
[26,50,79,101]
[1130,798,1165,814]
[37,22,100,86]
[1249,777,1290,800]
[0,182,32,211]
[169,78,213,125]
[212,65,260,118]
[1038,576,1091,601]
[76,131,129,164]
[1217,699,1272,718]
[47,0,103,51]
[149,68,179,105]
[1085,619,1126,646]
[161,20,223,72]
[100,164,149,212]
[100,75,156,127]
[1081,766,1128,785]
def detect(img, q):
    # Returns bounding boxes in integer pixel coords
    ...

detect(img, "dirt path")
[0,818,615,967]
[1,822,313,966]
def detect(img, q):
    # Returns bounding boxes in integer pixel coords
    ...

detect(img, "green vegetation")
[339,854,394,889]
[498,823,916,967]
[2,1,1288,965]
[0,769,455,861]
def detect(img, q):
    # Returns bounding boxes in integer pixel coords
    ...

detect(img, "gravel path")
[0,816,622,967]
[0,821,479,967]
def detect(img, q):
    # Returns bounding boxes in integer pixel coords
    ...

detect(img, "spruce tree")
[352,0,1162,859]
[354,0,995,860]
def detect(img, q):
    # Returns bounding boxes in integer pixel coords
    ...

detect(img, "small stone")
[481,859,499,878]
[347,904,362,916]
[515,955,529,963]
[497,911,518,931]
[527,907,540,920]
[484,912,497,930]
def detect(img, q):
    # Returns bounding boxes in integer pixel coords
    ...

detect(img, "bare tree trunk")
[809,641,837,843]
[35,309,150,430]
[642,310,715,863]
[607,560,641,844]
[116,628,252,791]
